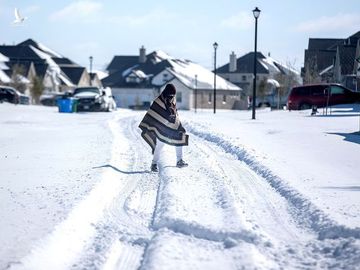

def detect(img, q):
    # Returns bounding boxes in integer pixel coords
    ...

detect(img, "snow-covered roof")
[0,53,9,75]
[0,52,9,62]
[94,70,108,80]
[30,45,60,72]
[319,64,334,76]
[132,69,147,79]
[36,41,63,58]
[18,39,63,58]
[58,72,74,87]
[152,50,174,63]
[267,78,280,87]
[104,49,241,91]
[0,62,9,70]
[0,69,11,83]
[165,57,241,91]
[260,57,280,73]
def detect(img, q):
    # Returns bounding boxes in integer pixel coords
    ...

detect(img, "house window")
[126,75,139,83]
[162,73,168,82]
[176,92,182,103]
[222,95,227,104]
[242,75,247,81]
[208,93,212,103]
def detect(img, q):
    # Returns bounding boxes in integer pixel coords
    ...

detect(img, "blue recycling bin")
[57,98,77,113]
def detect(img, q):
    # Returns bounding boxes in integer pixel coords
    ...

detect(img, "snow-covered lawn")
[1,103,359,269]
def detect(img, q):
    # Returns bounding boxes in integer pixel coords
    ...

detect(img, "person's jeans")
[152,140,183,164]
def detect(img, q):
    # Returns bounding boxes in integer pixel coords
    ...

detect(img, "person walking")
[139,83,189,172]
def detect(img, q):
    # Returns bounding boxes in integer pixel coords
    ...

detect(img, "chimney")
[229,51,237,72]
[139,46,146,63]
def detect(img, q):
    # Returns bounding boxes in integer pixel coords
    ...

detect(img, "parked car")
[287,83,360,110]
[72,86,116,112]
[0,86,30,105]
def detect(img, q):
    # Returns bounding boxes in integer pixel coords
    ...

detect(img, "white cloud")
[220,11,253,30]
[295,13,360,33]
[107,9,176,27]
[50,0,102,22]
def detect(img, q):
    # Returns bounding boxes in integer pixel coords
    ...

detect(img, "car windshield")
[73,87,100,95]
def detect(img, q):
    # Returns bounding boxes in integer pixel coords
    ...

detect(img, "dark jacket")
[139,94,189,153]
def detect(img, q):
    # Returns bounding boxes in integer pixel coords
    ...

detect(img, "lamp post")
[89,56,93,73]
[213,42,218,114]
[252,7,261,120]
[89,56,93,86]
[195,74,198,113]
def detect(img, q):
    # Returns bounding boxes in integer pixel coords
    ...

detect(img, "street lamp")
[194,74,198,113]
[252,7,261,120]
[213,42,218,114]
[89,56,93,73]
[89,56,93,86]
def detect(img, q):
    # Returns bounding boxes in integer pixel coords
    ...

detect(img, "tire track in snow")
[186,123,360,269]
[138,123,272,269]
[10,113,159,270]
[75,115,160,269]
[189,134,320,268]
[185,122,360,240]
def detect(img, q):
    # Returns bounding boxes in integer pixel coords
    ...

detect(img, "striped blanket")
[139,96,189,153]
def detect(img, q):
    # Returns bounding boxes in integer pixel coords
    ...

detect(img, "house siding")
[111,87,158,108]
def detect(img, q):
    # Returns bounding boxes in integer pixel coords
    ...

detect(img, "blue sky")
[1,0,360,72]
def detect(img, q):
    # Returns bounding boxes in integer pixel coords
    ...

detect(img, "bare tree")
[274,60,301,109]
[304,56,321,84]
[257,78,268,99]
[30,76,44,104]
[10,64,27,93]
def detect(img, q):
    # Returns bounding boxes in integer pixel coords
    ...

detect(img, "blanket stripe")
[139,97,189,153]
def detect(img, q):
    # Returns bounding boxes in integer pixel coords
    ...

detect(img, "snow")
[36,41,63,58]
[0,52,9,62]
[1,102,360,269]
[152,50,174,63]
[0,69,11,83]
[30,45,60,72]
[167,58,241,91]
[320,64,334,76]
[94,70,109,80]
[0,53,10,83]
[266,78,280,87]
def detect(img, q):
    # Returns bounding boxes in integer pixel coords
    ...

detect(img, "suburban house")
[0,39,101,96]
[102,47,244,110]
[302,31,360,91]
[216,51,301,107]
[89,72,103,88]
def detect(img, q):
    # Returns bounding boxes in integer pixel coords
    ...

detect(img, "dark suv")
[287,83,360,110]
[0,86,30,105]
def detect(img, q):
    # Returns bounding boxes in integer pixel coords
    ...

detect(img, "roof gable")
[216,52,269,74]
[61,66,86,84]
[53,57,77,66]
[308,38,343,50]
[338,45,356,75]
[107,56,138,72]
[17,39,62,58]
[304,49,336,71]
[0,45,42,61]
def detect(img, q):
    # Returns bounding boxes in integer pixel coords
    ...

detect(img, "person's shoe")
[176,159,188,168]
[151,163,158,172]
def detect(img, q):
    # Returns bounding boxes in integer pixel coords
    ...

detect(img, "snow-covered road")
[2,105,360,269]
